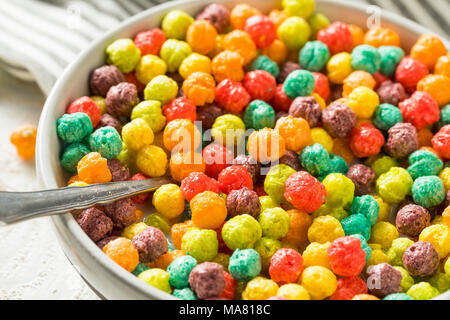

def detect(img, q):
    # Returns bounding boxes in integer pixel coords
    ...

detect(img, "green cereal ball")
[136,54,167,85]
[351,45,381,75]
[445,258,450,276]
[243,100,276,130]
[406,282,439,300]
[322,173,354,208]
[144,75,178,105]
[181,229,218,263]
[283,69,315,99]
[300,41,330,72]
[308,13,330,39]
[88,126,122,159]
[264,164,296,203]
[394,266,415,292]
[213,253,231,271]
[313,204,348,221]
[438,104,450,129]
[162,10,194,40]
[131,100,166,133]
[144,213,171,235]
[222,214,262,250]
[327,154,348,175]
[116,143,138,174]
[211,114,246,147]
[138,268,172,293]
[248,55,280,78]
[370,155,398,177]
[132,263,150,277]
[301,143,331,177]
[173,288,198,300]
[340,214,371,240]
[412,176,446,208]
[428,272,450,294]
[253,237,282,271]
[106,39,141,73]
[167,255,197,289]
[259,196,279,214]
[378,46,405,77]
[258,207,290,240]
[229,249,262,282]
[282,0,315,19]
[376,167,413,204]
[383,293,413,300]
[373,103,403,132]
[407,150,443,180]
[277,17,311,51]
[349,195,379,225]
[57,113,93,144]
[386,238,414,266]
[60,142,90,173]
[160,39,192,73]
[350,234,372,263]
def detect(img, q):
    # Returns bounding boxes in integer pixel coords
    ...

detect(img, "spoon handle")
[0,178,171,225]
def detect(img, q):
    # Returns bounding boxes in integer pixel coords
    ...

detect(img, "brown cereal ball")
[279,150,302,171]
[277,62,301,84]
[385,123,419,159]
[402,241,440,278]
[97,113,122,133]
[89,65,125,97]
[132,226,168,263]
[196,3,230,33]
[96,236,119,249]
[197,104,223,130]
[77,207,113,242]
[346,164,376,196]
[106,82,139,119]
[376,80,406,106]
[321,102,357,138]
[366,263,402,298]
[395,204,431,237]
[107,159,130,182]
[104,198,137,228]
[189,262,226,299]
[226,187,261,218]
[232,155,261,184]
[289,96,322,127]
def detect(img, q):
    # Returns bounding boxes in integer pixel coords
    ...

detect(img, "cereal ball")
[144,75,178,106]
[259,196,279,215]
[432,125,450,159]
[232,155,261,184]
[322,102,356,138]
[104,198,136,228]
[300,143,330,177]
[328,236,366,277]
[161,10,193,40]
[395,57,429,92]
[322,173,354,208]
[277,62,301,84]
[253,237,281,271]
[180,172,219,202]
[309,12,330,38]
[144,213,171,235]
[182,228,218,263]
[211,50,245,82]
[300,41,330,72]
[385,123,418,159]
[89,65,124,97]
[408,150,443,180]
[60,142,90,174]
[227,187,260,218]
[303,242,331,269]
[327,52,353,84]
[280,209,311,250]
[411,34,447,69]
[163,118,201,153]
[340,214,371,240]
[346,164,376,196]
[138,268,171,293]
[229,249,261,282]
[186,20,217,56]
[395,204,430,237]
[370,155,398,178]
[131,262,150,277]
[131,101,166,133]
[67,96,102,128]
[135,54,167,85]
[105,39,140,73]
[264,165,296,205]
[399,91,440,130]
[330,276,368,300]
[103,237,139,272]
[134,28,166,56]
[218,165,253,195]
[376,81,406,106]
[258,208,290,240]
[188,262,225,300]
[349,195,379,225]
[97,113,122,133]
[419,225,450,258]
[57,113,93,144]
[376,45,404,77]
[173,288,197,300]
[376,167,413,204]
[245,15,276,49]
[191,191,227,229]
[412,176,445,209]
[277,17,311,51]
[288,96,321,128]
[196,3,230,33]
[211,114,245,147]
[243,70,277,102]
[351,45,381,74]
[105,82,139,119]
[219,271,237,299]
[77,152,112,185]
[269,248,303,284]
[366,263,402,298]
[136,145,168,177]
[182,72,216,107]
[386,238,415,266]
[247,128,286,164]
[347,86,379,119]
[419,74,450,107]
[152,184,185,219]
[262,39,288,65]
[317,21,352,55]
[277,284,310,300]
[279,151,302,172]
[215,79,251,113]
[132,226,168,263]
[282,0,315,18]
[7,124,36,160]
[407,282,439,300]
[275,116,311,154]
[77,207,113,242]
[285,171,326,213]
[88,126,122,160]
[230,3,261,30]
[248,55,279,78]
[107,159,130,182]
[222,214,262,250]
[121,118,154,152]
[392,266,414,292]
[243,100,275,130]
[373,103,403,132]
[223,30,256,66]
[402,241,440,278]
[300,266,337,300]
[371,221,399,249]
[308,216,345,244]
[283,70,315,100]
[364,26,400,47]
[163,97,197,124]
[242,277,279,300]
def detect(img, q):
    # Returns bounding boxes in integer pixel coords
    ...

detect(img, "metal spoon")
[0,177,171,225]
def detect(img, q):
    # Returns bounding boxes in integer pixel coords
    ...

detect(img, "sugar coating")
[249,55,280,78]
[376,167,413,204]
[107,159,130,182]
[351,45,381,74]
[407,282,439,300]
[105,39,140,73]
[373,103,403,132]
[283,69,315,99]
[322,173,354,208]
[181,228,218,263]
[88,126,122,159]
[229,249,262,282]
[138,268,171,294]
[378,46,405,77]
[264,164,296,204]
[279,150,302,171]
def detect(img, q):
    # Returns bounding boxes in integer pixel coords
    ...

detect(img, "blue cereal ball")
[60,142,91,173]
[412,176,446,208]
[229,249,261,282]
[378,46,405,77]
[300,143,331,177]
[373,103,403,132]
[132,263,150,276]
[351,45,381,74]
[383,293,413,300]
[167,255,198,289]
[88,126,122,159]
[57,113,93,144]
[173,288,198,300]
[438,104,450,129]
[248,55,280,78]
[349,195,379,225]
[341,213,371,240]
[327,154,349,175]
[300,41,330,72]
[243,100,276,130]
[407,150,443,180]
[283,69,315,99]
[350,234,372,263]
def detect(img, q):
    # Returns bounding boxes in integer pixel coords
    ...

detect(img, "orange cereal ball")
[147,249,186,270]
[211,50,245,82]
[275,116,311,152]
[348,24,365,49]
[247,128,286,163]
[363,27,401,48]
[77,152,112,184]
[268,9,288,29]
[281,209,312,250]
[163,119,201,153]
[182,72,216,106]
[169,151,206,182]
[332,138,355,164]
[230,3,261,30]
[186,20,217,55]
[443,206,450,228]
[191,191,227,229]
[411,34,447,70]
[103,237,139,272]
[171,220,194,249]
[352,294,380,300]
[10,124,37,160]
[417,128,434,148]
[435,53,450,77]
[343,71,376,97]
[223,30,257,65]
[417,74,450,107]
[262,39,288,65]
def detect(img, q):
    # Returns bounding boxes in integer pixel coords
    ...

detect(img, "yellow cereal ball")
[242,277,279,300]
[68,181,89,187]
[302,242,331,269]
[179,53,212,79]
[366,248,388,267]
[370,221,399,250]
[373,195,391,222]
[307,216,345,244]
[419,224,450,259]
[135,54,167,84]
[347,86,380,119]
[91,96,107,114]
[277,284,310,300]
[138,268,172,294]
[327,52,353,84]
[439,167,450,191]
[310,127,334,153]
[152,184,185,219]
[432,215,445,226]
[300,266,337,300]
[122,118,154,151]
[121,222,148,240]
[136,145,168,177]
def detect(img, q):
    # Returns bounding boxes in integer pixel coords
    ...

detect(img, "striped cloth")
[0,0,449,95]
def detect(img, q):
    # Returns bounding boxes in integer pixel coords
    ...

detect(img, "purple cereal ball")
[104,198,137,228]
[90,65,125,97]
[97,113,122,133]
[227,187,261,218]
[96,236,118,249]
[385,123,419,159]
[321,102,357,138]
[366,263,402,298]
[395,204,431,237]
[197,104,223,130]
[289,96,322,127]
[232,155,261,184]
[132,226,168,263]
[346,164,376,196]
[106,82,139,119]
[267,296,289,300]
[377,81,406,106]
[189,262,226,300]
[402,241,440,278]
[196,3,230,33]
[280,150,302,171]
[277,62,301,84]
[77,207,113,242]
[107,159,130,182]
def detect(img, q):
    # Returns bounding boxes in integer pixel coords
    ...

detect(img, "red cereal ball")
[312,72,330,101]
[218,165,253,194]
[219,271,237,299]
[202,143,234,179]
[395,57,429,93]
[215,79,251,113]
[67,96,101,127]
[284,171,326,213]
[124,72,146,93]
[180,172,220,201]
[243,70,277,102]
[399,91,440,130]
[244,15,277,49]
[254,184,267,197]
[432,125,450,159]
[327,236,366,277]
[317,21,352,55]
[134,28,166,56]
[131,173,151,204]
[269,248,304,284]
[330,276,368,300]
[349,122,385,158]
[270,84,293,112]
[163,97,197,123]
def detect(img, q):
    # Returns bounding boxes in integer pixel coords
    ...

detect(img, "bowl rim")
[36,0,450,300]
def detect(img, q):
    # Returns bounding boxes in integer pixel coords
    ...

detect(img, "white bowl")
[36,0,450,300]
